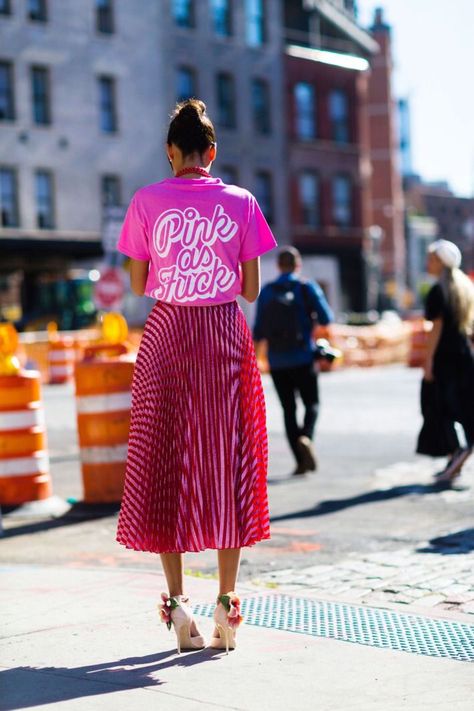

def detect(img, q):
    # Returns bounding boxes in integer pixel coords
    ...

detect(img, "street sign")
[102,206,126,254]
[94,268,125,310]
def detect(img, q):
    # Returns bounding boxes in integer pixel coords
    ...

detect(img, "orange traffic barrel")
[408,319,430,368]
[83,342,128,360]
[74,355,135,503]
[0,370,52,505]
[48,337,76,384]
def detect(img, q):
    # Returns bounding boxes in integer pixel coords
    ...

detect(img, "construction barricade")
[74,313,134,503]
[0,324,52,505]
[74,353,134,503]
[408,318,431,368]
[48,335,76,384]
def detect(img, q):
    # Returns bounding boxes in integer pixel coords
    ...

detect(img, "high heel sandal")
[210,592,243,654]
[158,593,205,654]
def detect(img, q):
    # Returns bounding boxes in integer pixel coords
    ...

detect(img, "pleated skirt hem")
[116,300,270,555]
[115,531,271,555]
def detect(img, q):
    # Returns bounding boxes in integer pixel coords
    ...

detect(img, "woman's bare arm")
[424,318,442,381]
[240,257,261,303]
[129,259,149,296]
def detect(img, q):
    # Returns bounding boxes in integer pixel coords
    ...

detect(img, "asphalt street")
[2,365,473,611]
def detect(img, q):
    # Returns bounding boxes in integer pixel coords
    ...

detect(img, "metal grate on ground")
[192,594,474,663]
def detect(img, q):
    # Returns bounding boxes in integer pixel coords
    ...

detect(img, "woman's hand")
[423,357,434,382]
[423,318,442,382]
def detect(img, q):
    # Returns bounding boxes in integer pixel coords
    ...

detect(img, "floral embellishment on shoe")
[218,592,243,629]
[158,593,179,630]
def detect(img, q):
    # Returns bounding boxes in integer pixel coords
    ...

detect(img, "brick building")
[367,7,406,307]
[283,0,379,312]
[405,177,474,288]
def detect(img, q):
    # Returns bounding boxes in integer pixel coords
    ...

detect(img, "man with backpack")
[253,247,333,475]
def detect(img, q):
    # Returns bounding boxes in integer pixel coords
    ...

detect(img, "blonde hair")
[441,267,474,335]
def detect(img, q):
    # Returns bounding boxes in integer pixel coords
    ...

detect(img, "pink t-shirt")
[117,176,277,306]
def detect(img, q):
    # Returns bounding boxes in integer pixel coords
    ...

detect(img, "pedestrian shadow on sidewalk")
[1,502,120,539]
[270,483,440,522]
[417,528,474,555]
[1,649,225,709]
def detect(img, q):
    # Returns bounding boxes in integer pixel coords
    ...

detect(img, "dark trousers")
[271,362,319,464]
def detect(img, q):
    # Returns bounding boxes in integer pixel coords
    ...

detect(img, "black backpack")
[260,280,315,352]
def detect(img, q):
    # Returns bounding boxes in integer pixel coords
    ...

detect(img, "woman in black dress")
[421,240,474,483]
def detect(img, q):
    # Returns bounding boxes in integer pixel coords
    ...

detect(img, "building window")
[255,171,273,224]
[31,66,51,125]
[0,61,15,121]
[96,0,114,34]
[176,66,196,103]
[172,0,194,28]
[220,165,237,185]
[35,170,55,229]
[98,76,118,133]
[329,89,349,143]
[294,82,315,140]
[210,0,232,36]
[216,72,236,129]
[332,175,352,227]
[101,174,121,206]
[251,78,271,135]
[0,1,11,16]
[27,0,47,22]
[298,171,319,227]
[245,0,265,46]
[0,167,19,227]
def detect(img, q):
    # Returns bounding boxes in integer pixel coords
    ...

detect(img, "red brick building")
[367,8,406,307]
[405,177,474,278]
[283,0,380,312]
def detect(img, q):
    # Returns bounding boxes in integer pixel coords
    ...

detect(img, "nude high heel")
[210,592,243,654]
[158,593,205,654]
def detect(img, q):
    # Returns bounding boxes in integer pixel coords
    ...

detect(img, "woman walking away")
[419,239,474,484]
[116,99,277,653]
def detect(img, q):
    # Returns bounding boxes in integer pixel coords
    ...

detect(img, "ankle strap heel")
[158,593,205,654]
[210,592,243,654]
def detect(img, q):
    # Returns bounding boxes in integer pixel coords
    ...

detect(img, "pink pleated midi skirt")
[116,300,270,553]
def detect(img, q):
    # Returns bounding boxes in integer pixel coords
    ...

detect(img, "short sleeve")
[424,284,445,321]
[239,195,277,262]
[117,196,150,261]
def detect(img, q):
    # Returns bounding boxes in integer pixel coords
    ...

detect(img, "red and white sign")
[94,268,125,310]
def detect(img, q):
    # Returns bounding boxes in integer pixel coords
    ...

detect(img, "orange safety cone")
[0,324,52,505]
[74,312,134,503]
[47,322,76,384]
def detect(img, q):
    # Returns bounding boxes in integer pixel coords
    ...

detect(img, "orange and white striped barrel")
[48,337,76,384]
[0,371,52,505]
[74,356,135,503]
[408,319,431,368]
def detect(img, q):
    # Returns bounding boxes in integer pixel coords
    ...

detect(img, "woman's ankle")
[169,590,184,599]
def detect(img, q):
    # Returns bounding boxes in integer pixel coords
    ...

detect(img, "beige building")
[0,0,287,326]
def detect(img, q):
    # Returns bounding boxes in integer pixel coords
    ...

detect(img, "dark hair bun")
[167,98,216,158]
[177,99,207,119]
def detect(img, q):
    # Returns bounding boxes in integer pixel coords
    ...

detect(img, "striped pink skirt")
[116,300,270,553]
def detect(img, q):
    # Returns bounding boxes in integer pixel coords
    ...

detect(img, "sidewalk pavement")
[257,547,474,617]
[1,564,473,711]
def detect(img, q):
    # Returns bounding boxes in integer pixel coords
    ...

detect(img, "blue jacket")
[253,273,334,370]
